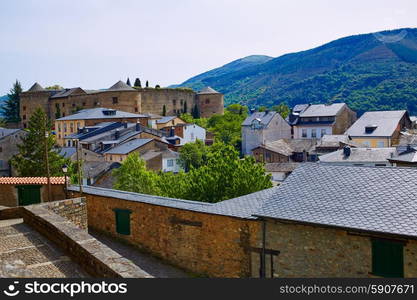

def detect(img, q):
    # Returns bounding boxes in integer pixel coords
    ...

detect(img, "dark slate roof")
[67,185,276,219]
[107,80,136,91]
[0,128,21,139]
[57,108,145,121]
[57,147,77,159]
[255,164,417,238]
[265,162,301,173]
[345,110,407,137]
[156,116,176,124]
[242,111,277,126]
[197,86,220,94]
[318,147,396,163]
[104,138,153,155]
[293,104,310,113]
[27,82,45,92]
[50,88,86,98]
[299,103,346,117]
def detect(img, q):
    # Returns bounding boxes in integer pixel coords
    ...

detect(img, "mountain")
[175,28,417,115]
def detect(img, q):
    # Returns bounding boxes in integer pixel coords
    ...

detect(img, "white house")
[161,149,181,173]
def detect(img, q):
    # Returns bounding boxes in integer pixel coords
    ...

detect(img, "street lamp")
[62,164,68,198]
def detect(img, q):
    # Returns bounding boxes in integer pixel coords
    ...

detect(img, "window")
[23,115,26,120]
[205,98,210,104]
[63,123,67,132]
[173,99,176,106]
[372,239,404,277]
[377,141,385,148]
[58,124,61,132]
[82,102,86,106]
[320,129,326,137]
[301,129,307,138]
[70,123,74,133]
[77,122,80,129]
[311,129,317,138]
[114,209,132,235]
[375,164,386,167]
[112,97,118,104]
[135,107,138,112]
[23,106,26,111]
[363,141,370,147]
[0,147,3,152]
[62,103,65,107]
[167,159,174,167]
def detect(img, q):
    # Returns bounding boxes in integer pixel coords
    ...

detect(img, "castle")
[19,81,224,128]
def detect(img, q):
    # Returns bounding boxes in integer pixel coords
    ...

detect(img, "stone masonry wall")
[45,198,88,229]
[80,193,260,278]
[254,220,417,278]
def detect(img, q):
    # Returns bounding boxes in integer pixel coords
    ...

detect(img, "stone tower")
[20,83,52,128]
[196,87,224,118]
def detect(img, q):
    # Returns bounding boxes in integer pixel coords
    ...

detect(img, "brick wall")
[75,192,260,278]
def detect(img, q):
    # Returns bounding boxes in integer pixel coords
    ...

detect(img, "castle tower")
[20,83,53,128]
[195,86,224,118]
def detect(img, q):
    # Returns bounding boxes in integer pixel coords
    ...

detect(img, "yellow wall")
[350,137,391,148]
[55,120,86,146]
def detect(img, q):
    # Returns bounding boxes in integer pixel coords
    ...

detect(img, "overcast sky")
[1,0,417,94]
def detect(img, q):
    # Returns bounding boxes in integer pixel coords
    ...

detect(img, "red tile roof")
[0,177,66,185]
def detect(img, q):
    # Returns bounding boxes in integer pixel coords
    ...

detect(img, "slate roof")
[319,147,396,163]
[107,80,136,91]
[27,82,45,92]
[197,86,220,94]
[156,116,176,124]
[0,177,66,185]
[345,110,407,137]
[389,146,417,163]
[57,108,145,121]
[50,88,86,98]
[299,103,346,117]
[67,185,276,219]
[254,140,294,156]
[104,139,153,155]
[314,134,361,149]
[255,164,417,238]
[83,161,115,179]
[292,104,310,113]
[242,111,277,126]
[265,162,301,173]
[58,147,77,159]
[0,128,21,139]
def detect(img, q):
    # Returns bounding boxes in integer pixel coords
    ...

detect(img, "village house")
[54,108,149,146]
[345,110,411,147]
[252,139,317,163]
[264,162,300,182]
[103,138,169,163]
[141,149,181,173]
[0,128,26,176]
[155,116,186,130]
[290,103,356,139]
[318,146,395,167]
[160,123,206,145]
[241,111,291,156]
[313,134,361,156]
[388,145,417,167]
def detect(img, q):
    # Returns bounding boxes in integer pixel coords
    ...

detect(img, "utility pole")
[76,139,83,195]
[45,131,52,202]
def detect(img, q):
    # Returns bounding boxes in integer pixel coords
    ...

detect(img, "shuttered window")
[372,239,404,277]
[114,209,132,235]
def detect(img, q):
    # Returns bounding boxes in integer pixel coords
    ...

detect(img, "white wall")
[294,126,333,139]
[182,124,206,143]
[162,157,181,173]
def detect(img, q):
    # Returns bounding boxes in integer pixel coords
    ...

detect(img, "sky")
[1,0,417,95]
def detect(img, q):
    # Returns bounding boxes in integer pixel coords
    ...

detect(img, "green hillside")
[176,28,417,115]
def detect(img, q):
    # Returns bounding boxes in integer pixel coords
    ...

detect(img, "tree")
[272,103,291,119]
[178,140,208,172]
[11,108,71,177]
[162,105,166,116]
[183,101,187,114]
[155,84,160,89]
[192,103,200,118]
[55,103,61,119]
[45,85,63,90]
[113,153,160,195]
[258,106,268,112]
[126,78,131,86]
[226,103,248,115]
[146,80,149,88]
[1,80,22,123]
[134,78,142,88]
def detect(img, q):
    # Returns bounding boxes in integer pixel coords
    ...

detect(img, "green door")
[17,185,41,206]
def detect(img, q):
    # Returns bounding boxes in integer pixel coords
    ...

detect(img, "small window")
[0,147,3,152]
[70,123,74,132]
[112,97,118,104]
[62,103,65,107]
[63,113,66,117]
[23,123,27,128]
[377,141,385,148]
[363,141,370,147]
[375,164,386,167]
[372,239,404,277]
[311,129,317,138]
[167,159,174,167]
[64,123,67,132]
[320,129,326,137]
[135,107,138,112]
[82,102,86,106]
[23,115,26,120]
[205,98,210,104]
[173,99,176,106]
[302,129,307,138]
[114,209,131,235]
[23,106,26,111]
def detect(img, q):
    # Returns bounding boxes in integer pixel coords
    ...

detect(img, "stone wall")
[253,219,417,278]
[196,93,224,118]
[74,192,260,278]
[45,198,88,229]
[0,184,66,207]
[333,106,357,135]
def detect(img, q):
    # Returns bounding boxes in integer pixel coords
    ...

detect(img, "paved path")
[0,219,88,278]
[91,232,190,278]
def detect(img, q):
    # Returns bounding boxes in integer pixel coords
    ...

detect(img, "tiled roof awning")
[0,177,66,185]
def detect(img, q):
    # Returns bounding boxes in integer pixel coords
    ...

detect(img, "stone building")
[241,111,291,156]
[20,81,224,128]
[0,128,26,176]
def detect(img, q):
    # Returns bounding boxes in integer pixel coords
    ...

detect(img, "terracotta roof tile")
[0,177,66,185]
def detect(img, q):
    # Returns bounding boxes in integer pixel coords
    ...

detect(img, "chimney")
[170,127,175,137]
[343,146,351,158]
[135,122,141,132]
[115,129,120,140]
[124,122,128,128]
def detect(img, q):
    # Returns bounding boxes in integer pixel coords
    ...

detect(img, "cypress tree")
[162,105,166,116]
[1,80,22,123]
[192,104,200,118]
[126,78,131,86]
[134,78,141,88]
[146,80,149,88]
[183,101,187,114]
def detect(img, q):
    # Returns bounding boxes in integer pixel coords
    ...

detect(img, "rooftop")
[56,108,145,121]
[319,147,396,163]
[299,103,346,117]
[156,116,177,124]
[197,86,220,94]
[242,111,277,127]
[0,128,22,139]
[0,177,66,185]
[26,82,45,92]
[107,80,136,91]
[104,138,154,155]
[255,164,417,238]
[254,138,316,154]
[345,110,407,137]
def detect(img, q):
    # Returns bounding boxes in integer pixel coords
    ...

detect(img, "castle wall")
[140,89,196,116]
[20,91,52,128]
[196,93,224,118]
